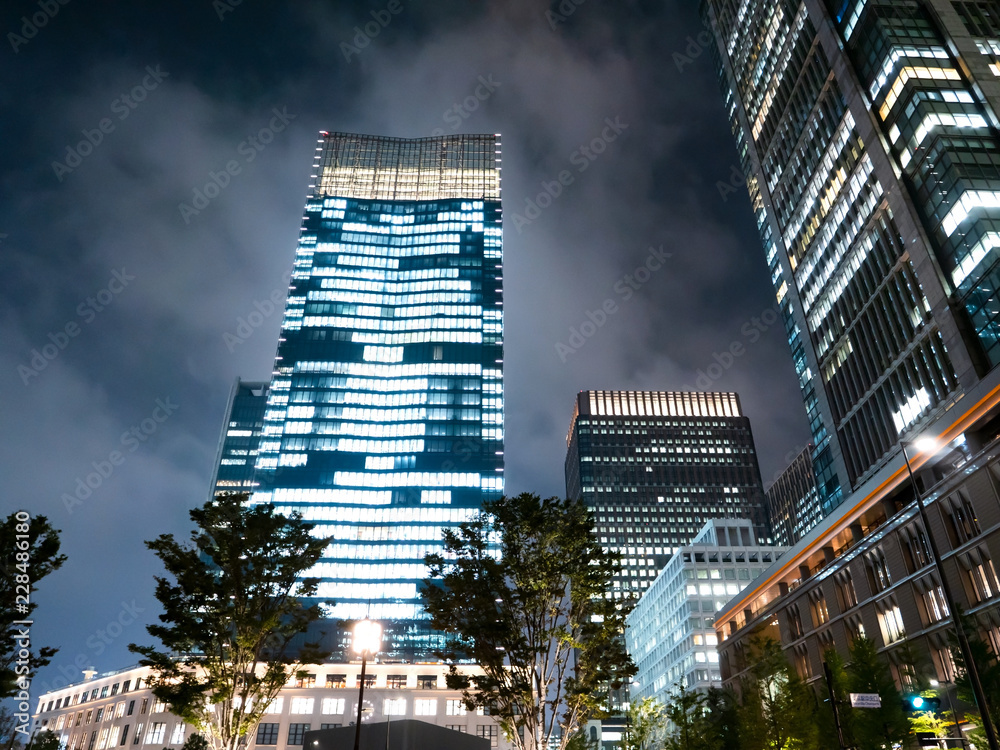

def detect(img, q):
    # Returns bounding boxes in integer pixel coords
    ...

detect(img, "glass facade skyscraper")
[701,0,1000,518]
[248,132,504,642]
[564,390,769,598]
[209,378,270,498]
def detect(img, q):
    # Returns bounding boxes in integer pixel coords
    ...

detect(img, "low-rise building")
[626,519,786,700]
[32,662,514,750]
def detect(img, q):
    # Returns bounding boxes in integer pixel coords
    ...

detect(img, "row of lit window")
[272,502,477,524]
[301,315,482,331]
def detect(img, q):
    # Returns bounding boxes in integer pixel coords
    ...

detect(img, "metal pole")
[353,652,368,750]
[823,661,848,750]
[941,682,968,750]
[901,444,999,750]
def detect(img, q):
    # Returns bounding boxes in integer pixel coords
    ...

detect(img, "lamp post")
[352,619,383,750]
[900,440,998,750]
[931,679,968,750]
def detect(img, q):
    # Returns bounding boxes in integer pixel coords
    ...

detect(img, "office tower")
[701,0,1000,516]
[626,519,786,696]
[250,132,504,652]
[564,390,769,598]
[209,378,270,498]
[764,445,822,547]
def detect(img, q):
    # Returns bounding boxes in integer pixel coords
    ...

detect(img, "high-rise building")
[248,132,504,653]
[564,390,769,598]
[764,445,822,547]
[626,519,786,697]
[209,378,270,498]
[701,0,1000,516]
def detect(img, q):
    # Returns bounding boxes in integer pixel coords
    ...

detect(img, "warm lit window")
[290,698,314,715]
[321,698,345,715]
[415,699,437,716]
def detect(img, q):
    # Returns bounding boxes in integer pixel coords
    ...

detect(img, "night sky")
[0,0,811,696]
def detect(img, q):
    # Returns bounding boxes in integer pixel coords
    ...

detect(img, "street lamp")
[352,619,383,750]
[931,679,968,750]
[900,440,998,750]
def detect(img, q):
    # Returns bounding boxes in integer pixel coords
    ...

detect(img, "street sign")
[850,693,882,708]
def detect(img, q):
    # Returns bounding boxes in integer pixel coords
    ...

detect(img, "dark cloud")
[0,0,810,693]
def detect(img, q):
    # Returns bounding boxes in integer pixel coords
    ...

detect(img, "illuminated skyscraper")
[564,390,769,597]
[249,132,504,650]
[702,0,1000,515]
[209,378,269,498]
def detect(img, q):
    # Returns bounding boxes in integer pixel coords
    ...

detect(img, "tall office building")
[764,445,822,546]
[209,378,270,498]
[701,0,1000,516]
[564,390,769,597]
[248,132,504,652]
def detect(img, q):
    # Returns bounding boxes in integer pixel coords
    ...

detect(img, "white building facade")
[625,519,786,700]
[32,662,513,750]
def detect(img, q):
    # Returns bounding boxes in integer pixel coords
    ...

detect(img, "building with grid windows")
[626,519,786,698]
[764,445,822,547]
[238,132,503,655]
[701,0,1000,516]
[209,378,270,498]
[712,387,1000,707]
[564,390,770,598]
[30,663,515,750]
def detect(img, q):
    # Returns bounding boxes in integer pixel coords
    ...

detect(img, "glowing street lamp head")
[912,436,938,453]
[352,619,382,655]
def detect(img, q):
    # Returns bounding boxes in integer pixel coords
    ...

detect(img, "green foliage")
[181,734,209,750]
[951,620,1000,750]
[31,730,59,750]
[664,684,719,750]
[736,635,819,750]
[845,637,909,750]
[621,696,668,750]
[128,493,332,750]
[1,513,66,698]
[421,493,636,750]
[704,687,741,750]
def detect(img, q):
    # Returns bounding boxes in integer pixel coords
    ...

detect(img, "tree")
[845,637,909,750]
[421,493,636,750]
[736,635,818,750]
[622,696,669,750]
[180,735,209,750]
[128,493,332,750]
[951,621,1000,750]
[704,686,741,750]
[664,684,719,750]
[1,513,66,698]
[30,730,59,750]
[0,706,20,749]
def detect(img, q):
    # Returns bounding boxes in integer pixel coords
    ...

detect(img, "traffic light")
[904,695,942,712]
